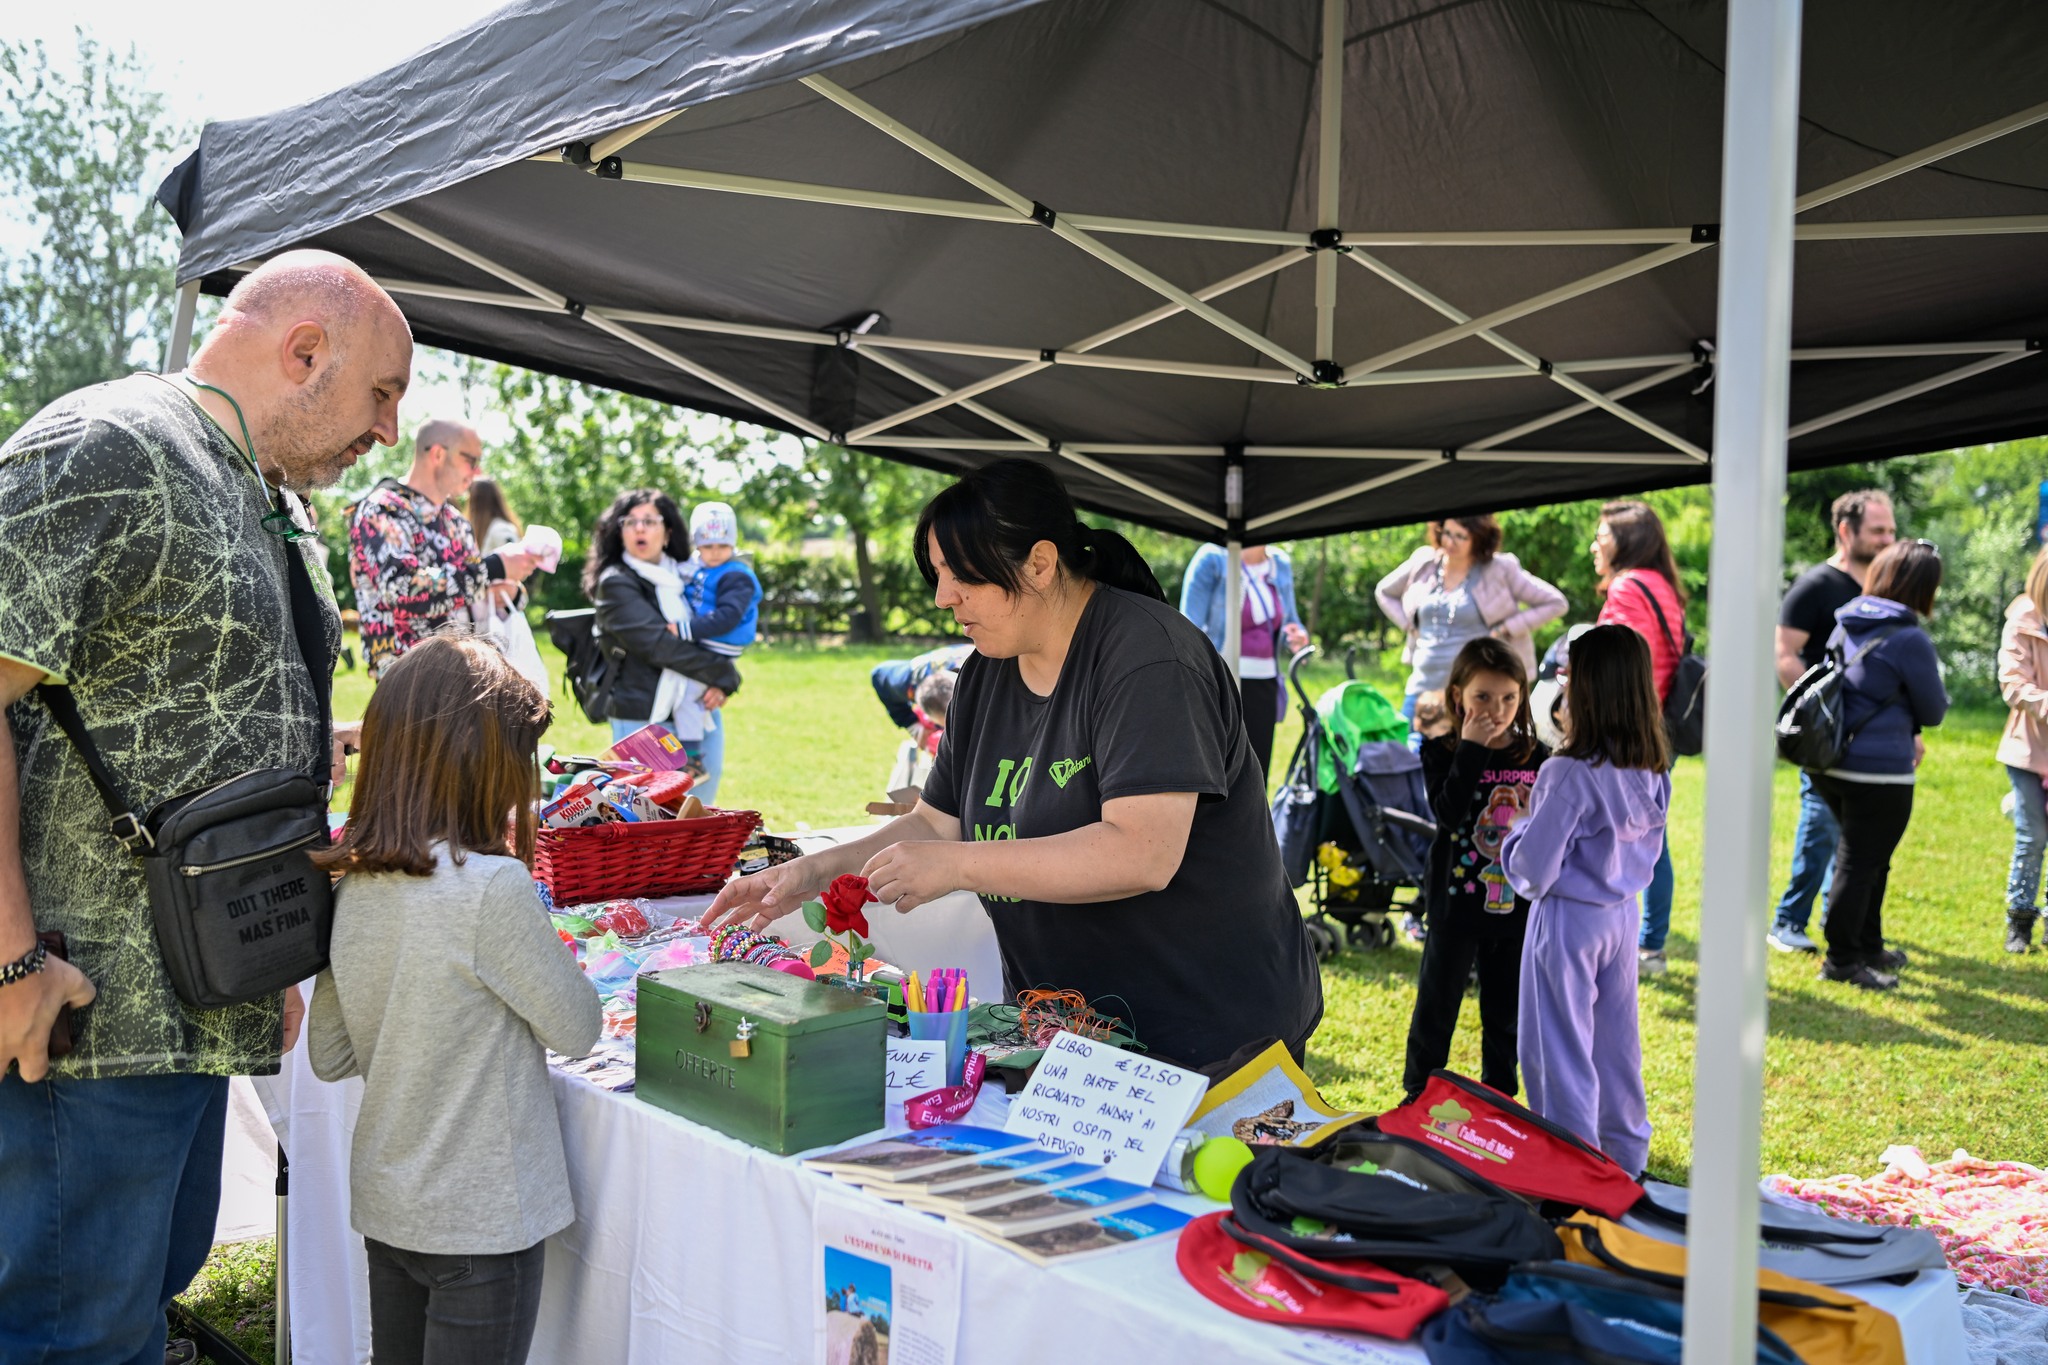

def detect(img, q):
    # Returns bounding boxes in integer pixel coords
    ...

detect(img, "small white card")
[883,1039,951,1131]
[1003,1030,1208,1184]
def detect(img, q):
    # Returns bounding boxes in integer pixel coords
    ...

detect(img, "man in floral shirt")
[347,419,537,678]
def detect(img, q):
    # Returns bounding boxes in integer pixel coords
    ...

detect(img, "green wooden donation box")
[637,963,886,1154]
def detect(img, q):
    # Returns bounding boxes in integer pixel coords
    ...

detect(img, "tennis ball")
[1192,1136,1255,1202]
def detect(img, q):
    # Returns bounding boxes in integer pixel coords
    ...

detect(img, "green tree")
[741,442,949,640]
[0,32,185,436]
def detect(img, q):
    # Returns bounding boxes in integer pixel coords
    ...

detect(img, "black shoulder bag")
[35,529,336,1011]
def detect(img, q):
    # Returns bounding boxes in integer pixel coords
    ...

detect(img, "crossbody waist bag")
[35,520,335,1011]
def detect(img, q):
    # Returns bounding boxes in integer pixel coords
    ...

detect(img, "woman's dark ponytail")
[1069,520,1167,602]
[915,460,1165,602]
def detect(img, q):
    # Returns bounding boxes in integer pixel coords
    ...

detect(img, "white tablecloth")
[258,1042,1965,1365]
[252,839,1966,1363]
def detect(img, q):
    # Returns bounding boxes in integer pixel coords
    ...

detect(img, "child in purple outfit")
[1499,625,1670,1177]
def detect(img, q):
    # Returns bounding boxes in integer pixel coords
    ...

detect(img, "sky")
[1,0,511,425]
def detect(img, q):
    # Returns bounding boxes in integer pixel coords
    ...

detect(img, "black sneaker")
[1819,959,1898,991]
[1872,947,1908,971]
[2008,913,2038,954]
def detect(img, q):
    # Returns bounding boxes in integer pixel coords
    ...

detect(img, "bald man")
[0,250,411,1362]
[347,416,537,680]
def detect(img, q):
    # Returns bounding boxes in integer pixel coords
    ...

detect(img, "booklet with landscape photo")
[863,1147,1072,1202]
[802,1124,1041,1184]
[905,1161,1116,1217]
[970,1201,1196,1267]
[951,1175,1154,1237]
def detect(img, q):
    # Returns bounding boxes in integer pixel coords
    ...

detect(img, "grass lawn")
[196,636,2045,1351]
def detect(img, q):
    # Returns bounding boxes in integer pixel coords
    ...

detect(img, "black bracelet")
[0,941,48,989]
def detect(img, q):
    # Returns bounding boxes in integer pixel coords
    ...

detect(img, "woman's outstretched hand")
[860,841,962,914]
[702,856,830,933]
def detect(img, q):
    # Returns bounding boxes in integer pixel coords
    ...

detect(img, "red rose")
[821,874,877,938]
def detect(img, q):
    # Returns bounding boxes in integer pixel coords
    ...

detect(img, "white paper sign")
[1003,1030,1208,1184]
[883,1040,950,1131]
[816,1195,961,1365]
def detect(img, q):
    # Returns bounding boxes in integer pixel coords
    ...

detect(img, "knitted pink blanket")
[1768,1152,2048,1304]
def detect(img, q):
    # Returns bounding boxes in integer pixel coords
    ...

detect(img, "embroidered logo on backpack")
[1424,1099,1515,1164]
[1048,757,1093,789]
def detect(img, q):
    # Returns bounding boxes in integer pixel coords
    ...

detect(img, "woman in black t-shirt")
[707,461,1323,1069]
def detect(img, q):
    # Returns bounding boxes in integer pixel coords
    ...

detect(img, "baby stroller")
[1271,648,1437,960]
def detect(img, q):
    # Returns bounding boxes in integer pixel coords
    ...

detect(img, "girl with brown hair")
[307,636,600,1363]
[1499,624,1669,1176]
[1400,636,1550,1103]
[1589,499,1685,974]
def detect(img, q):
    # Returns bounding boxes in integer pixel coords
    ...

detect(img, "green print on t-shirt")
[975,754,1035,902]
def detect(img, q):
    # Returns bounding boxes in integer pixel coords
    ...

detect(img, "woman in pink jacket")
[1997,546,2048,955]
[1590,500,1687,974]
[1375,514,1568,729]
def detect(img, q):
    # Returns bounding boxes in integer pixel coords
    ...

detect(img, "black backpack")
[1632,579,1706,757]
[1225,1134,1559,1293]
[1775,626,1902,771]
[544,607,621,725]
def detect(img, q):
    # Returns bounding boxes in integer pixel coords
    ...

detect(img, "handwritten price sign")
[1003,1030,1208,1184]
[883,1039,950,1130]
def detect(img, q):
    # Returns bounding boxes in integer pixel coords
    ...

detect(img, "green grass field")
[195,636,2045,1351]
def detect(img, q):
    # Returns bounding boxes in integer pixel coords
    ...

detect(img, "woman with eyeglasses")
[1812,539,1948,990]
[583,489,741,773]
[1376,515,1568,738]
[1588,500,1687,976]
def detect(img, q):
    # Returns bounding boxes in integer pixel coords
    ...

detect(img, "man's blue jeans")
[0,1072,229,1365]
[869,661,919,729]
[1638,836,1675,952]
[1773,769,1839,933]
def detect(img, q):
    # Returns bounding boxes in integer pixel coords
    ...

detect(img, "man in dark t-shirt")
[1768,490,1897,952]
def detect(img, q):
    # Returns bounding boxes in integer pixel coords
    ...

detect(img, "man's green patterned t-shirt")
[0,373,340,1078]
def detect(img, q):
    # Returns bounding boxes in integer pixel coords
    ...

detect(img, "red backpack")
[1176,1213,1450,1340]
[1376,1072,1644,1218]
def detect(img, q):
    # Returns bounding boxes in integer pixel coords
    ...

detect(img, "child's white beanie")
[690,501,738,546]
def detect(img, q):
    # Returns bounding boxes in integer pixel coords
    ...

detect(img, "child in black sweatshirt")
[1400,636,1550,1103]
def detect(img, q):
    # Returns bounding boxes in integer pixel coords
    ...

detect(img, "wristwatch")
[0,940,48,989]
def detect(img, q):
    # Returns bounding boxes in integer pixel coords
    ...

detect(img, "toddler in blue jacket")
[671,501,762,805]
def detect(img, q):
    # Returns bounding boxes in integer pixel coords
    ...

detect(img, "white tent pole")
[854,344,1227,529]
[849,250,1306,439]
[1794,97,2048,212]
[607,162,1311,246]
[1686,0,1801,1359]
[587,109,682,161]
[1466,361,1700,451]
[1343,98,2048,383]
[600,160,2048,246]
[1787,349,2040,440]
[1248,458,1440,530]
[1224,460,1246,674]
[164,279,201,371]
[376,210,833,441]
[1313,0,1344,361]
[1344,250,1708,458]
[1343,243,1705,381]
[799,74,1319,380]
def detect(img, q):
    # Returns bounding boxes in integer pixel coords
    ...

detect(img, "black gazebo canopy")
[159,0,2048,540]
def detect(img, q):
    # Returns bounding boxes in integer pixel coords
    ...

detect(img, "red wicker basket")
[534,808,764,904]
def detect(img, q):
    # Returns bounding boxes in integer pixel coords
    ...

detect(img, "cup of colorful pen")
[902,968,971,1087]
